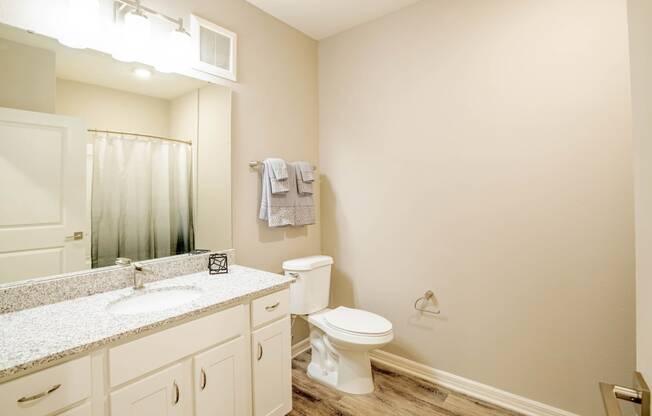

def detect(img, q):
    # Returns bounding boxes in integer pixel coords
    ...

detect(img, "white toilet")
[283,255,393,395]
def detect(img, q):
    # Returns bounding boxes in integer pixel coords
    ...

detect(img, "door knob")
[600,372,649,416]
[65,231,84,241]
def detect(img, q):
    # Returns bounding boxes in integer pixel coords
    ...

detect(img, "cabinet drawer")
[109,304,246,387]
[0,356,91,416]
[251,289,289,329]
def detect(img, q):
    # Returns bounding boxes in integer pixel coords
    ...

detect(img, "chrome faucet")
[115,257,146,290]
[133,263,145,290]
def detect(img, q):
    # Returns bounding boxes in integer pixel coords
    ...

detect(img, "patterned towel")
[293,162,314,195]
[259,162,315,227]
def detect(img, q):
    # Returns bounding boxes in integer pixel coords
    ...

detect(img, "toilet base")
[307,349,375,395]
[307,324,377,395]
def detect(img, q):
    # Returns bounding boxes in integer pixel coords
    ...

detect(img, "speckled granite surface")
[0,265,292,380]
[0,250,235,314]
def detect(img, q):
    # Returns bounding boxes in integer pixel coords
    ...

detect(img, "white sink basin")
[107,286,203,316]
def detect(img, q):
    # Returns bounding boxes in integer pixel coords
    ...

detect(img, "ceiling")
[244,0,422,40]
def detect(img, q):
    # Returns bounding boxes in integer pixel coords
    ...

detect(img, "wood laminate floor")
[290,351,523,416]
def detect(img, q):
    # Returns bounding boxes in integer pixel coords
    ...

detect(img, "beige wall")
[195,86,232,251]
[56,79,170,137]
[628,0,652,380]
[0,38,54,113]
[147,0,320,277]
[319,1,635,414]
[150,0,319,341]
[169,89,198,144]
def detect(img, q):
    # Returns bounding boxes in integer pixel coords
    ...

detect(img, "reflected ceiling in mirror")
[0,22,232,286]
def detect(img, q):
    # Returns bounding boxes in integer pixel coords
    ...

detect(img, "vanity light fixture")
[154,26,192,73]
[57,0,100,49]
[111,0,193,72]
[132,67,152,79]
[111,3,151,62]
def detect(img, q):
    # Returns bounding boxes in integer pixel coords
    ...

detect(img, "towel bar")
[249,160,316,170]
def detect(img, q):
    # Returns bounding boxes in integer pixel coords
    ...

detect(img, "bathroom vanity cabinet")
[0,288,292,416]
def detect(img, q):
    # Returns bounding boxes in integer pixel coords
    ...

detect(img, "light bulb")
[111,11,151,63]
[57,0,100,49]
[133,68,152,79]
[154,29,193,74]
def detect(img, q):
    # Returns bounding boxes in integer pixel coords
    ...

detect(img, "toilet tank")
[283,255,334,315]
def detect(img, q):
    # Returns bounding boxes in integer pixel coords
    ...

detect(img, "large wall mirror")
[0,22,232,285]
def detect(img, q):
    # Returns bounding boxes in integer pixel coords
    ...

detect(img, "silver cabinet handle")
[200,369,207,391]
[257,343,263,361]
[172,381,180,405]
[17,384,61,403]
[265,302,280,312]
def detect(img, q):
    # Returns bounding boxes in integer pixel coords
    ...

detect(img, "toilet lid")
[323,307,393,336]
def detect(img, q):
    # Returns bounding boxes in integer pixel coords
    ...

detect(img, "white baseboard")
[292,337,311,358]
[369,349,579,416]
[291,340,577,416]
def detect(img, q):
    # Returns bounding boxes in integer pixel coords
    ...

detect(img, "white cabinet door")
[0,106,87,283]
[110,363,187,416]
[252,317,292,416]
[194,336,248,416]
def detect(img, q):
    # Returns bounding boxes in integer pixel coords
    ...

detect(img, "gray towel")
[265,158,289,194]
[260,162,295,227]
[296,161,314,183]
[293,162,314,195]
[260,164,315,227]
[292,162,315,225]
[267,158,288,180]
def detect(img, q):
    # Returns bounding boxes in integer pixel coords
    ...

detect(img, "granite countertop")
[0,265,293,380]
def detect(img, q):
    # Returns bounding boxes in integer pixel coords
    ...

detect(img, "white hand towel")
[293,162,314,195]
[264,158,289,194]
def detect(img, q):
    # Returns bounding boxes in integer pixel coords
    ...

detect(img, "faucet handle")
[115,257,132,266]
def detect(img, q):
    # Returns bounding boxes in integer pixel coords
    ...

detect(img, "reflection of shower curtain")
[91,132,194,268]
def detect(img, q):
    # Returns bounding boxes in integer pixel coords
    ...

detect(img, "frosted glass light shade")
[154,29,193,74]
[57,0,100,49]
[111,11,151,63]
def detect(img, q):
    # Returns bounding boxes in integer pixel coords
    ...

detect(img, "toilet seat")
[323,307,393,337]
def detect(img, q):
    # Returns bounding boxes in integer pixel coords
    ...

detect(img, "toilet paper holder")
[414,290,440,316]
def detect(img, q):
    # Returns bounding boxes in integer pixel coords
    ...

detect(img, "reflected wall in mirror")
[0,22,232,285]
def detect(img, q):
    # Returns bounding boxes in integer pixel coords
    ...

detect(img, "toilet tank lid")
[283,255,333,271]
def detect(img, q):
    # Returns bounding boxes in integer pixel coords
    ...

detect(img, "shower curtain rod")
[88,129,192,145]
